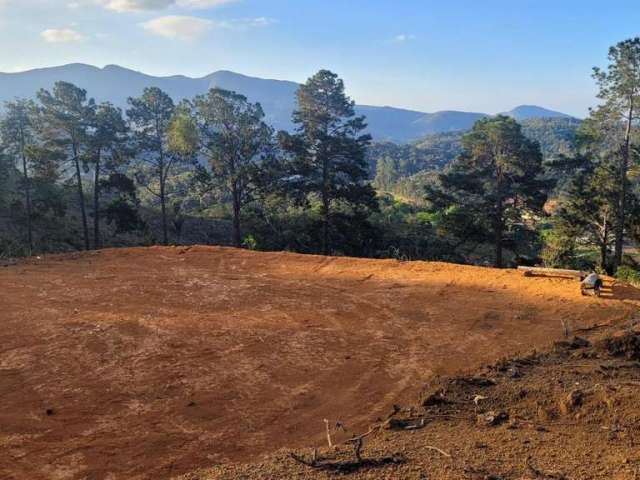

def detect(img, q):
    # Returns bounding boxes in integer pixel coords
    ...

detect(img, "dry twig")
[324,418,333,448]
[425,445,452,458]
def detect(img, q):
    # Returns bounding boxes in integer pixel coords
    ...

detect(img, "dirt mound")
[597,331,640,360]
[1,246,639,479]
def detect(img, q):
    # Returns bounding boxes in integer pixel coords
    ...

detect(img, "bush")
[541,230,576,268]
[616,265,640,286]
[241,234,258,250]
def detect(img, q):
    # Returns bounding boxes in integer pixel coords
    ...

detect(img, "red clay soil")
[0,246,638,480]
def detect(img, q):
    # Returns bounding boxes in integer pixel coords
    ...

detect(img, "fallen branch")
[425,445,451,458]
[324,418,333,448]
[574,322,610,333]
[289,450,406,473]
[353,437,363,462]
[525,456,567,479]
[345,424,382,444]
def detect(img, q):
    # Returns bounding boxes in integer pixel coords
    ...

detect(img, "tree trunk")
[321,154,330,256]
[600,216,609,272]
[93,150,101,249]
[321,198,330,256]
[73,145,90,251]
[495,199,503,268]
[156,116,169,246]
[494,174,504,268]
[613,100,634,271]
[20,149,33,256]
[232,183,241,248]
[159,171,168,246]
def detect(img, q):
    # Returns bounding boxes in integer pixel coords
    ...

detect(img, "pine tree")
[1,99,37,255]
[189,89,274,247]
[88,102,129,249]
[592,37,640,270]
[279,70,377,255]
[426,116,547,267]
[36,82,96,251]
[127,87,176,245]
[554,155,618,271]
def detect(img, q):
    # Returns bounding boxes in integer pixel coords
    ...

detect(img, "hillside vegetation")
[1,38,640,275]
[369,117,582,201]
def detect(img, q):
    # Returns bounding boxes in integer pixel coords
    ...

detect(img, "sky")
[0,1,639,117]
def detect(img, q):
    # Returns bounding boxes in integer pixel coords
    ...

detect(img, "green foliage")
[520,117,581,158]
[128,87,188,245]
[167,111,199,158]
[369,132,463,189]
[591,37,640,270]
[1,50,638,271]
[105,197,144,234]
[616,265,640,286]
[278,70,378,255]
[0,150,14,211]
[367,118,581,200]
[188,88,274,247]
[553,154,619,271]
[540,228,577,269]
[36,81,97,250]
[426,115,548,267]
[241,234,258,250]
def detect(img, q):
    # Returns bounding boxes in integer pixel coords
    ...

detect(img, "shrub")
[541,230,576,268]
[616,265,640,286]
[242,234,258,250]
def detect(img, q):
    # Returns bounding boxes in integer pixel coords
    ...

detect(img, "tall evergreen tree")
[553,155,618,270]
[592,37,640,270]
[127,87,175,245]
[88,102,128,249]
[426,116,547,268]
[36,82,95,250]
[1,99,36,255]
[279,70,377,255]
[185,88,274,247]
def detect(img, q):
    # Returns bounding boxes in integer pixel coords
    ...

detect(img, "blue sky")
[0,0,639,116]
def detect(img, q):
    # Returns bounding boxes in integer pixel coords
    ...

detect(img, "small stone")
[477,410,509,427]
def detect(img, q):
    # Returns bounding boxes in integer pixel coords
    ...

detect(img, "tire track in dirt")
[1,246,639,480]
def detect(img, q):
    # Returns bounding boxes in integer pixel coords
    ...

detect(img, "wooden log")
[517,266,586,279]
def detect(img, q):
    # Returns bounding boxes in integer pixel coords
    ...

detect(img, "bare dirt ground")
[1,246,639,479]
[189,325,640,480]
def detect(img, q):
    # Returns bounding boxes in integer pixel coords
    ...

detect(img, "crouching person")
[581,272,603,297]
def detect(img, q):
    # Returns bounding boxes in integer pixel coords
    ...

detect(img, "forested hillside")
[1,38,640,275]
[368,117,582,201]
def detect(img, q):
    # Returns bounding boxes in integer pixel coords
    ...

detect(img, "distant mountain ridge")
[0,64,576,143]
[500,105,572,121]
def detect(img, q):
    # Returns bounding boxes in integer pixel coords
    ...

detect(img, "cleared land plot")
[1,246,638,479]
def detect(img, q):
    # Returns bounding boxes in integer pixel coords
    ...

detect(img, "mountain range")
[0,64,574,143]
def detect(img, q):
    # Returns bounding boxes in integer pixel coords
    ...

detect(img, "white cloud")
[103,0,172,12]
[141,15,212,40]
[214,16,276,30]
[40,28,85,43]
[175,0,237,9]
[393,33,416,43]
[3,65,30,73]
[101,0,237,11]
